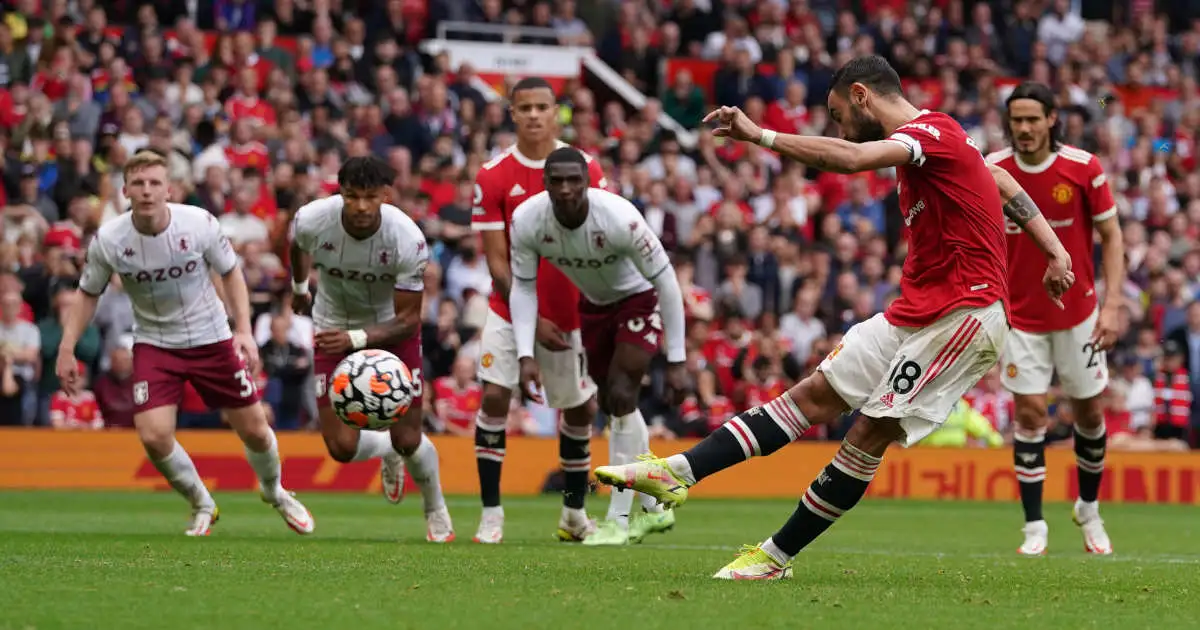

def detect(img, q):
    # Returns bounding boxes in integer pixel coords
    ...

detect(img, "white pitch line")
[647,543,1200,565]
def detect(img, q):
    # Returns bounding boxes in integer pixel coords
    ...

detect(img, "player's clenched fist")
[703,106,764,144]
[292,291,313,316]
[1042,253,1075,309]
[55,349,80,397]
[517,357,544,405]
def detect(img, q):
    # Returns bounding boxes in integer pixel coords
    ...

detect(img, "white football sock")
[666,454,697,486]
[402,434,446,513]
[151,440,215,510]
[244,429,285,501]
[351,430,395,462]
[607,410,650,527]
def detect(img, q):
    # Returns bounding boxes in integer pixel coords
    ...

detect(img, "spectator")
[48,360,103,430]
[432,354,482,436]
[1153,340,1192,443]
[0,289,39,425]
[38,286,101,425]
[0,341,23,424]
[93,340,135,429]
[259,314,309,430]
[714,254,763,322]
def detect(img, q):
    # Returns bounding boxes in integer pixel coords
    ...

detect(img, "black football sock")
[767,442,881,560]
[1074,424,1107,503]
[680,394,810,483]
[475,410,507,508]
[559,423,591,510]
[1013,431,1046,522]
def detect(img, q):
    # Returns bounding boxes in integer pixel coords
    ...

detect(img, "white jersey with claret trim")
[291,195,429,331]
[79,203,237,349]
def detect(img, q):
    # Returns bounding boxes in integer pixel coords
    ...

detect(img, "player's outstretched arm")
[703,105,912,173]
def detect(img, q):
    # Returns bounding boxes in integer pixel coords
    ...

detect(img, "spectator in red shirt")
[225,66,277,130]
[1154,340,1192,442]
[49,361,103,430]
[433,355,482,436]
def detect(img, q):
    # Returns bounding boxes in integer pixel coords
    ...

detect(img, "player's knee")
[389,421,423,455]
[224,405,272,450]
[322,432,359,463]
[792,373,849,426]
[1072,396,1105,430]
[1013,395,1049,434]
[844,416,902,458]
[562,401,594,427]
[480,383,511,417]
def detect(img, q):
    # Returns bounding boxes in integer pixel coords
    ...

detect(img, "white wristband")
[291,279,310,295]
[758,129,777,149]
[348,329,368,350]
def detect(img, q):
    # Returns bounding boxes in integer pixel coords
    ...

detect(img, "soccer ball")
[329,349,416,430]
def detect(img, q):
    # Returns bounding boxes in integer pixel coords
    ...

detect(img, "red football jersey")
[433,377,482,433]
[701,332,743,396]
[225,142,271,174]
[884,111,1008,328]
[988,146,1117,333]
[472,143,607,332]
[50,391,104,429]
[225,96,277,127]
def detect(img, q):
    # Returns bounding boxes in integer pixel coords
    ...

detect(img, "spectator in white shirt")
[219,179,270,246]
[779,288,826,367]
[1037,0,1085,65]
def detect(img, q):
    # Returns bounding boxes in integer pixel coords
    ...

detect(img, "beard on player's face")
[845,103,886,143]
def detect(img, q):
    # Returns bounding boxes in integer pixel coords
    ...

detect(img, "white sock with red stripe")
[151,440,216,511]
[244,429,285,502]
[769,441,882,560]
[352,430,395,462]
[677,393,810,483]
[606,410,649,528]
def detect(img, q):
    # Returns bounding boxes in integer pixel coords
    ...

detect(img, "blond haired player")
[290,156,453,543]
[57,151,313,536]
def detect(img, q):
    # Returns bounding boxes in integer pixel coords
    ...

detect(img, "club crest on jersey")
[1006,363,1018,378]
[592,232,606,249]
[379,251,390,264]
[1052,183,1074,204]
[178,238,188,251]
[133,381,149,405]
[481,353,494,368]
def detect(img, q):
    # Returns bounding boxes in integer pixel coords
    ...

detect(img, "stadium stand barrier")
[421,21,697,148]
[2,429,1198,504]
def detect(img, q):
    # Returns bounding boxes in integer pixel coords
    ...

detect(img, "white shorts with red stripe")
[818,300,1008,447]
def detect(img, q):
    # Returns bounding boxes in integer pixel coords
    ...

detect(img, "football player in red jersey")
[595,56,1074,579]
[988,82,1125,556]
[470,77,607,544]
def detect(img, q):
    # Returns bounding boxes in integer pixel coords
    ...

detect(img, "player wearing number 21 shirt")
[289,156,453,542]
[58,150,312,537]
[511,147,688,546]
[593,56,1075,580]
[987,82,1125,557]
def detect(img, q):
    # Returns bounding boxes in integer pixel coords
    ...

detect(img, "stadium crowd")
[0,0,1197,449]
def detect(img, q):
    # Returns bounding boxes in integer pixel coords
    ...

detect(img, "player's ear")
[851,83,869,107]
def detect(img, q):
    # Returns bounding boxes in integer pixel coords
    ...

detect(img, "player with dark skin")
[478,85,594,447]
[518,160,689,423]
[291,180,425,460]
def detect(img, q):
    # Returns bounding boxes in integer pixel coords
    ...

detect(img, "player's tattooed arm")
[364,290,423,347]
[989,164,1068,260]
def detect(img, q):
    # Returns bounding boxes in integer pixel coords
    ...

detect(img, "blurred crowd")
[0,0,1197,450]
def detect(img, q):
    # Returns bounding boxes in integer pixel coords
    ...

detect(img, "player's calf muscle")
[789,373,850,426]
[1013,394,1049,432]
[389,410,424,453]
[319,409,361,462]
[480,382,510,417]
[1071,396,1104,430]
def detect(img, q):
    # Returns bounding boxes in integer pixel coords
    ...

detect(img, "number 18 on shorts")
[818,301,1009,446]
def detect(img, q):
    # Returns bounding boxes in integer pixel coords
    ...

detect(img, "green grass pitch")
[0,491,1197,630]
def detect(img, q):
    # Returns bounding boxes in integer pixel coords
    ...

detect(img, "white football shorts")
[819,300,1008,446]
[476,308,597,410]
[1001,308,1108,400]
